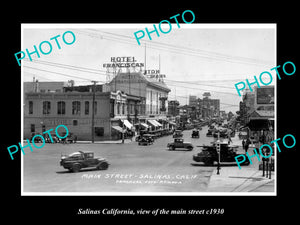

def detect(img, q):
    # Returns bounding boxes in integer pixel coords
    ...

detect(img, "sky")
[22,24,276,113]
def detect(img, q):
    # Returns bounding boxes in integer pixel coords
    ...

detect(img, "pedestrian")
[242,139,245,150]
[244,137,250,153]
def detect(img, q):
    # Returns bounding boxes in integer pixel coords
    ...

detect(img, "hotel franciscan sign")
[103,57,144,68]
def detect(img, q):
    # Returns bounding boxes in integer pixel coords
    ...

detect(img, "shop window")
[30,124,35,133]
[95,127,104,137]
[73,120,78,126]
[42,101,51,114]
[57,101,66,115]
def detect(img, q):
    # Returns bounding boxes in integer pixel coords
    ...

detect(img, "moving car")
[138,135,154,146]
[193,141,250,166]
[136,134,154,143]
[206,129,214,137]
[167,138,194,151]
[60,151,109,172]
[191,130,200,138]
[173,130,183,138]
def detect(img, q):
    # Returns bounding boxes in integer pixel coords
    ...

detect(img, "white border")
[21,23,277,196]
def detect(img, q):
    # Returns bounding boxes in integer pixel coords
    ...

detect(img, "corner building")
[24,91,137,141]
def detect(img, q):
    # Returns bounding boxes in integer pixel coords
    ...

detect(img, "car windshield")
[68,152,82,158]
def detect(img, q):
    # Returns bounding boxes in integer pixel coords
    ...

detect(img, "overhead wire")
[83,29,273,67]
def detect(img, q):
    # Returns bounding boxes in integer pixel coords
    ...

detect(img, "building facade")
[24,90,141,141]
[107,71,171,130]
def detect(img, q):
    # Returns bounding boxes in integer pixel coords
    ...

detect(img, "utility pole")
[216,132,221,175]
[91,81,98,143]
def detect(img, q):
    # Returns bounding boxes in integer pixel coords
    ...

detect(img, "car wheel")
[72,164,81,173]
[187,146,193,151]
[97,162,109,170]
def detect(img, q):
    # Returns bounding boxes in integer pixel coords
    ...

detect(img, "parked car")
[60,151,109,172]
[136,134,154,143]
[193,141,250,166]
[44,133,60,143]
[30,132,43,143]
[167,138,194,151]
[60,132,77,143]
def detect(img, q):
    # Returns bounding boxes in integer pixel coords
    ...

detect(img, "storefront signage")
[103,56,144,68]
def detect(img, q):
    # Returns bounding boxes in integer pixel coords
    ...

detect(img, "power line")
[83,29,273,67]
[23,65,105,83]
[24,59,241,95]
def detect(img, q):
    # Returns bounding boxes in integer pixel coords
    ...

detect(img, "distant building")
[168,100,180,117]
[189,95,197,107]
[200,92,220,118]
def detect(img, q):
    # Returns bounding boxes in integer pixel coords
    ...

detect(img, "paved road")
[23,126,230,194]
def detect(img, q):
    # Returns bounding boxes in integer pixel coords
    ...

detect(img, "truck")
[60,151,109,172]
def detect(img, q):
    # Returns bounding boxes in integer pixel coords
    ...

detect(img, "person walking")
[242,139,245,150]
[244,138,250,153]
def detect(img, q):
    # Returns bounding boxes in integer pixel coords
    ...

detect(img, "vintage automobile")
[167,138,194,151]
[60,151,109,172]
[213,129,228,138]
[193,141,250,166]
[191,130,200,138]
[206,129,214,137]
[173,130,183,138]
[30,132,43,143]
[136,134,154,143]
[59,132,77,143]
[139,137,153,145]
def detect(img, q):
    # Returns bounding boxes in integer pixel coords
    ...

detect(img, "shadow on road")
[56,168,101,174]
[191,162,246,167]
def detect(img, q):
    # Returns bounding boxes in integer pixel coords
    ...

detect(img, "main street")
[23,126,237,193]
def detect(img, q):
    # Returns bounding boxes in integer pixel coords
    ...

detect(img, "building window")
[93,101,97,115]
[110,100,115,117]
[117,102,120,115]
[72,101,81,115]
[85,101,89,115]
[29,101,33,114]
[42,101,51,114]
[73,120,78,126]
[30,124,35,133]
[95,127,104,137]
[57,101,66,115]
[122,103,125,115]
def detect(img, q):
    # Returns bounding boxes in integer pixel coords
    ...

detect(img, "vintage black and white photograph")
[21,24,276,195]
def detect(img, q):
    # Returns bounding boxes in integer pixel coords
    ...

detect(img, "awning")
[154,120,162,127]
[140,123,149,129]
[147,120,159,127]
[122,120,133,129]
[246,119,270,131]
[111,126,125,133]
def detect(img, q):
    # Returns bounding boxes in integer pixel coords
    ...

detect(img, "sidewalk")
[207,134,275,193]
[207,165,275,193]
[76,139,133,144]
